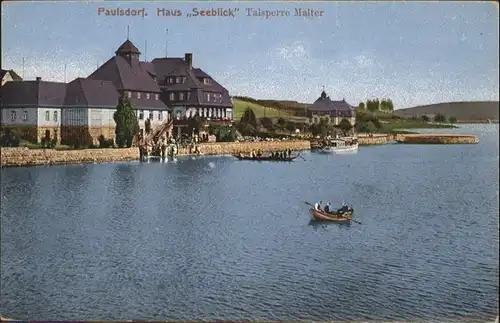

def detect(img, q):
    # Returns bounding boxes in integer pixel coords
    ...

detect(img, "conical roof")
[115,40,141,55]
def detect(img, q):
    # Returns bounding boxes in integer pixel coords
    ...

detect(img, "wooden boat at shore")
[233,154,300,162]
[310,208,353,222]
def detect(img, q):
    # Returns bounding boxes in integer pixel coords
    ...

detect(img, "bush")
[69,133,94,149]
[40,137,56,148]
[0,133,20,147]
[98,135,114,148]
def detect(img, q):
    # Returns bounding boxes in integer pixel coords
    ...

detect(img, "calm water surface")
[1,124,498,321]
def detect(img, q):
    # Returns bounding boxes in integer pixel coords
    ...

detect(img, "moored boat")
[319,138,359,153]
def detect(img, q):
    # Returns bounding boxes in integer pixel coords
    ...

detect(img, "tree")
[386,99,394,112]
[357,121,377,134]
[260,117,274,131]
[421,115,430,122]
[380,100,388,112]
[285,121,297,133]
[277,117,286,130]
[114,94,139,148]
[434,113,446,123]
[145,118,152,134]
[310,119,331,137]
[366,99,379,112]
[338,118,353,136]
[449,116,457,124]
[240,107,258,128]
[358,102,365,110]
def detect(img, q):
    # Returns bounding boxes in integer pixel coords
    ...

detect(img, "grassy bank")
[233,98,292,119]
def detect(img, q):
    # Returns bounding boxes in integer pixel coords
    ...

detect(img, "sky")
[1,1,498,109]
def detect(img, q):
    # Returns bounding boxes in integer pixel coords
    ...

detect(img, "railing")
[144,119,173,144]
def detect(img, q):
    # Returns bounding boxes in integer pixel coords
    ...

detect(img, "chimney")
[36,77,42,82]
[185,53,192,70]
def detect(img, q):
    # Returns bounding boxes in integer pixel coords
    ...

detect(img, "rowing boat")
[233,154,299,162]
[310,208,353,222]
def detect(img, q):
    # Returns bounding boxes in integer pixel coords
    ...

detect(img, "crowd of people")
[246,149,293,159]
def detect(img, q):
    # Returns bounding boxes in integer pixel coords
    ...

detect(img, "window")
[137,92,141,99]
[149,112,153,120]
[169,92,175,101]
[146,93,150,99]
[155,94,159,100]
[23,111,28,121]
[139,110,144,120]
[176,77,181,84]
[179,92,185,101]
[206,93,210,102]
[204,78,211,85]
[187,92,191,100]
[53,111,58,122]
[45,111,50,121]
[176,110,181,120]
[127,91,132,99]
[159,112,163,120]
[182,76,187,83]
[11,111,16,121]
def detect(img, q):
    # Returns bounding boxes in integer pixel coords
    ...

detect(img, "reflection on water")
[0,125,498,321]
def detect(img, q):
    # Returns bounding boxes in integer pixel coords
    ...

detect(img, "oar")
[297,154,306,161]
[304,201,313,206]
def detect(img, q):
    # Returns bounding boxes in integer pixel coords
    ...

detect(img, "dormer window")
[146,93,150,99]
[137,92,141,99]
[204,78,211,85]
[179,92,185,101]
[127,91,132,99]
[176,77,181,84]
[169,92,175,101]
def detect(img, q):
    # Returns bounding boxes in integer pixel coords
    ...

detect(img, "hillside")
[232,98,292,120]
[232,96,308,117]
[393,101,499,122]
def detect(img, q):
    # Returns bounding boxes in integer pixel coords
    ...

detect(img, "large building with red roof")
[0,39,233,145]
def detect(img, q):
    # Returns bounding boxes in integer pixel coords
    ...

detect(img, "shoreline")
[0,132,480,168]
[0,140,311,168]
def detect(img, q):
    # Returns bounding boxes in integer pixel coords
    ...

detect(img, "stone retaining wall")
[358,134,389,145]
[395,134,479,144]
[0,140,311,167]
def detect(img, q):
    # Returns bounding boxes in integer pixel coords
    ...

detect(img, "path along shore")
[0,133,479,167]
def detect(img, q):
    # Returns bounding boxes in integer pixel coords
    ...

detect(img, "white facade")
[38,108,62,128]
[1,107,38,125]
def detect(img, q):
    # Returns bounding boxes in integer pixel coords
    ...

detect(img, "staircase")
[143,119,173,145]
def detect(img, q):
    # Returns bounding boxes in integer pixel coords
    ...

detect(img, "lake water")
[1,124,498,321]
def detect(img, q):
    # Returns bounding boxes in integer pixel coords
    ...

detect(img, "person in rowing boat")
[287,149,292,158]
[257,150,262,157]
[314,200,323,211]
[324,202,331,213]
